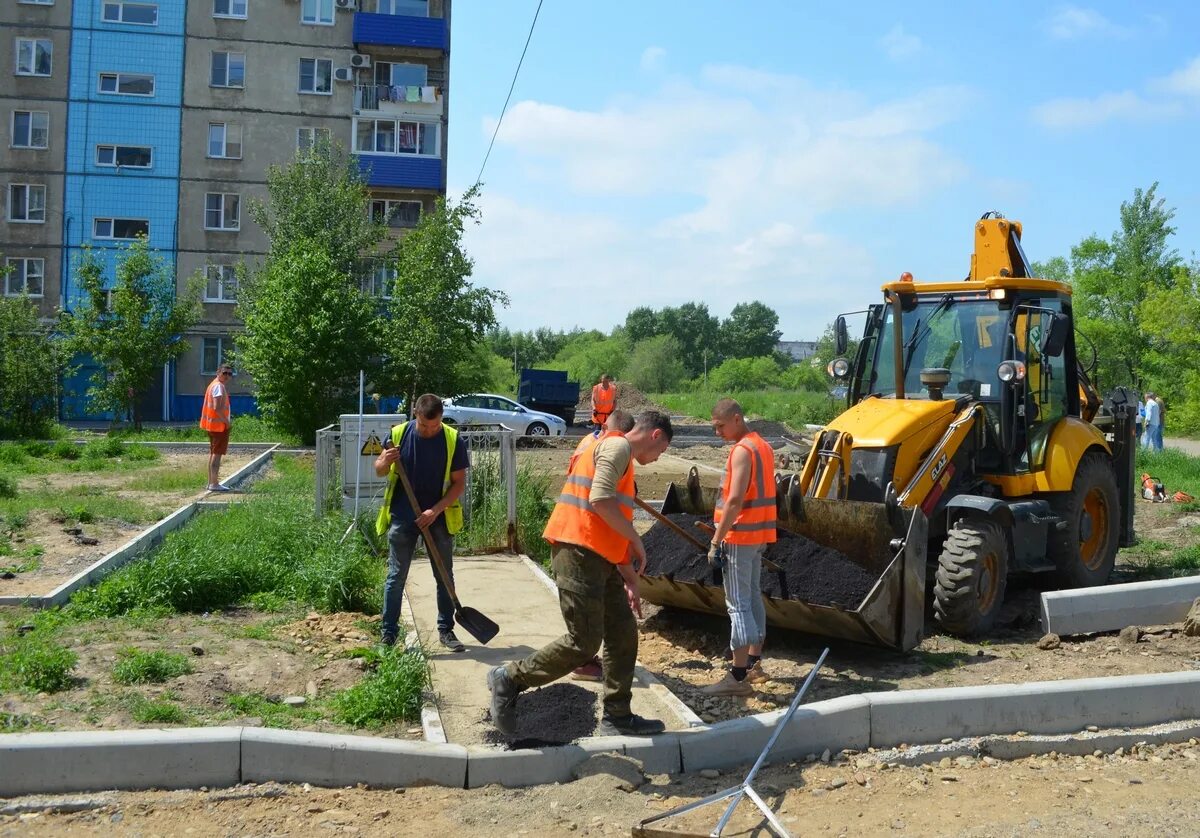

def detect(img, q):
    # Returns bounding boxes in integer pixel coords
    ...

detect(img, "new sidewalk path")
[405,553,688,745]
[1166,437,1200,457]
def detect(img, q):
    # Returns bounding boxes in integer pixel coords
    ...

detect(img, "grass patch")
[127,466,209,493]
[0,474,17,500]
[123,692,191,725]
[0,547,43,574]
[1169,545,1200,572]
[107,417,301,446]
[111,648,194,685]
[455,458,554,561]
[1137,447,1200,498]
[1,712,50,733]
[651,389,839,429]
[224,692,322,729]
[331,646,429,727]
[0,637,78,693]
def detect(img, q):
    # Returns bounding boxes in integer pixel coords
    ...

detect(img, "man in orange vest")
[590,374,617,432]
[702,398,776,696]
[199,363,233,492]
[488,411,673,737]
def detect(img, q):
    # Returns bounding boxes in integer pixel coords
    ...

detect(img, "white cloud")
[1032,91,1181,128]
[639,46,666,73]
[880,24,921,60]
[1044,5,1125,39]
[1153,55,1200,96]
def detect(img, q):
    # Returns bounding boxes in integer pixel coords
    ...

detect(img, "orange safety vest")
[199,378,231,432]
[714,432,777,545]
[591,384,616,423]
[568,430,602,472]
[543,432,637,564]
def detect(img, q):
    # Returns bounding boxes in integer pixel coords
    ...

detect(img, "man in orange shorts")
[200,364,233,492]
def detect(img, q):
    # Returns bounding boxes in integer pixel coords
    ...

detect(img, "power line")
[474,0,544,187]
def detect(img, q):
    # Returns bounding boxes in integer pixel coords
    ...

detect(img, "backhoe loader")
[639,215,1136,649]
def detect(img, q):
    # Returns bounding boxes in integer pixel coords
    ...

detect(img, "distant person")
[374,394,469,652]
[488,411,674,737]
[702,398,776,697]
[1135,397,1145,440]
[199,364,233,492]
[1155,393,1167,449]
[1143,392,1163,452]
[590,374,618,432]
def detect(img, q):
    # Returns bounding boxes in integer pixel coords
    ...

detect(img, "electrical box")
[340,413,407,513]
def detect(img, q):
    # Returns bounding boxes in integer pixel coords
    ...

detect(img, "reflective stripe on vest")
[375,421,465,537]
[199,379,230,432]
[714,431,777,545]
[592,385,615,414]
[543,431,635,564]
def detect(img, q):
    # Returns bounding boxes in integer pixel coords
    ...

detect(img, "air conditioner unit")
[350,53,371,69]
[335,0,355,9]
[333,67,354,83]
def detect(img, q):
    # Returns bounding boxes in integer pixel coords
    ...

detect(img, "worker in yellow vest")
[590,374,618,432]
[702,398,777,696]
[488,411,673,737]
[199,363,233,492]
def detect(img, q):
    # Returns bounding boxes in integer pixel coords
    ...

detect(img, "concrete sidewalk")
[404,554,688,745]
[1166,437,1200,457]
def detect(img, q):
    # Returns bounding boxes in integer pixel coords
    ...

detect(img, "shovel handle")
[391,456,461,606]
[694,521,784,572]
[634,496,710,552]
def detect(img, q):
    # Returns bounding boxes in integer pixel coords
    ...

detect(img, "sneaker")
[598,713,666,737]
[745,661,771,684]
[208,484,232,493]
[570,656,603,682]
[700,671,754,697]
[379,632,397,648]
[487,665,520,735]
[439,630,466,653]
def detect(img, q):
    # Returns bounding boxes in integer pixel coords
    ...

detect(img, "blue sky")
[447,2,1200,341]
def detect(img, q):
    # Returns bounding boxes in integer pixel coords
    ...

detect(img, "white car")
[441,394,567,437]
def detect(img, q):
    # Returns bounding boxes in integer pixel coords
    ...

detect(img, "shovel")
[391,457,500,645]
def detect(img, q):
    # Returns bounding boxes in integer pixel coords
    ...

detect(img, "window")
[204,265,237,302]
[298,58,332,94]
[8,184,46,223]
[102,1,158,24]
[301,0,333,25]
[370,199,421,229]
[296,126,331,152]
[361,265,395,298]
[355,119,438,155]
[98,72,155,96]
[213,0,247,18]
[204,193,240,230]
[201,337,232,375]
[19,0,56,5]
[93,218,148,239]
[373,61,426,87]
[11,111,49,149]
[95,144,152,168]
[210,52,245,88]
[377,0,426,15]
[15,39,52,77]
[4,258,44,297]
[207,122,242,158]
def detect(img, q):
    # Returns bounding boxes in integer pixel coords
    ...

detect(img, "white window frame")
[204,265,238,303]
[201,337,232,376]
[301,0,333,25]
[212,0,247,19]
[7,183,46,223]
[95,144,153,169]
[353,118,440,156]
[97,72,155,96]
[298,58,333,95]
[362,265,396,299]
[376,0,427,15]
[207,122,242,159]
[370,198,422,229]
[19,0,56,5]
[4,257,45,297]
[296,126,331,152]
[210,52,245,89]
[93,217,149,240]
[101,0,159,25]
[11,110,49,149]
[204,192,240,231]
[15,39,53,77]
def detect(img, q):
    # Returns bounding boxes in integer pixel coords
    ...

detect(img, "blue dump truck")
[518,368,580,426]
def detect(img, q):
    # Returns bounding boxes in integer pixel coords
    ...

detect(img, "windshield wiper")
[901,295,955,379]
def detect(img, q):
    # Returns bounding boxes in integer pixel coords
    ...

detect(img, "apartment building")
[3,0,450,421]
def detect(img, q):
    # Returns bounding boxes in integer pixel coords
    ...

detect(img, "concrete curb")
[219,443,278,491]
[1042,575,1200,636]
[399,590,448,745]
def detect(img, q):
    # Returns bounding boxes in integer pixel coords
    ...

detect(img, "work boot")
[439,630,466,653]
[379,631,398,648]
[745,661,771,685]
[487,666,520,735]
[598,713,666,737]
[570,656,603,682]
[700,671,753,697]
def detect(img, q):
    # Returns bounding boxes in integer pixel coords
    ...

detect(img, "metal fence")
[315,421,519,553]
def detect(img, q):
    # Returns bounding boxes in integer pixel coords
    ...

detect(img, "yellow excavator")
[640,214,1137,649]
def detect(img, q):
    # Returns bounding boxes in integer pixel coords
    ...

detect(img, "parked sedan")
[441,394,567,437]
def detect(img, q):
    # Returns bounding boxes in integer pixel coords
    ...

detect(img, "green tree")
[1140,263,1200,433]
[624,306,660,344]
[659,302,721,377]
[709,356,784,391]
[550,331,630,386]
[625,335,687,392]
[380,186,508,406]
[62,240,202,430]
[0,268,62,437]
[719,301,783,360]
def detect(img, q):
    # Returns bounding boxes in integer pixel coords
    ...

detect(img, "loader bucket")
[645,468,928,651]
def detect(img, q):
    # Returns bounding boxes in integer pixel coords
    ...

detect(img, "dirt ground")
[6,738,1200,836]
[0,452,256,598]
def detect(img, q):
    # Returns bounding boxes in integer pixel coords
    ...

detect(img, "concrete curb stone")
[1041,576,1200,636]
[465,737,625,789]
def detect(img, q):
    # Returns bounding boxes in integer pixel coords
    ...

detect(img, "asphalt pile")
[641,513,877,609]
[484,683,598,750]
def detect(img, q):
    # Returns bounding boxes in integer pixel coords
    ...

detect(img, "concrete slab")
[1041,575,1200,636]
[0,728,241,796]
[241,728,467,789]
[465,737,624,788]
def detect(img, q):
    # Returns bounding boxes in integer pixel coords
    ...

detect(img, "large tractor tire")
[1047,451,1119,588]
[933,518,1008,636]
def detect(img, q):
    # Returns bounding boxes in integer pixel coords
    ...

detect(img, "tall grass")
[455,458,554,562]
[107,416,301,446]
[651,389,840,430]
[1137,447,1200,498]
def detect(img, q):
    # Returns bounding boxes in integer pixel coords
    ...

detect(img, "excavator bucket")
[645,468,928,651]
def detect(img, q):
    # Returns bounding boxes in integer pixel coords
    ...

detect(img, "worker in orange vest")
[487,411,673,737]
[199,363,233,492]
[702,398,776,696]
[590,374,618,432]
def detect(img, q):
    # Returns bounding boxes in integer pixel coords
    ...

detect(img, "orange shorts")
[208,429,230,455]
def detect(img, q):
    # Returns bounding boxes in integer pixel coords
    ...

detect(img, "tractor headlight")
[827,357,851,380]
[997,360,1026,383]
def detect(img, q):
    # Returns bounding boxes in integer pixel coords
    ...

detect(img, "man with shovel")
[374,393,469,652]
[488,411,674,737]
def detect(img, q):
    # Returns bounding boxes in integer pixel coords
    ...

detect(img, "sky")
[446,1,1200,342]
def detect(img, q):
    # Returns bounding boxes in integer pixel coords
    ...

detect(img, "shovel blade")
[455,606,499,645]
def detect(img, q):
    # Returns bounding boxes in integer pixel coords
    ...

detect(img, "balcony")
[353,13,447,50]
[356,154,443,190]
[355,83,443,115]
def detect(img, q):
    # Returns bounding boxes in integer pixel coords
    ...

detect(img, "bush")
[0,474,17,500]
[51,440,81,460]
[111,648,194,684]
[20,440,50,458]
[0,295,61,439]
[0,638,78,693]
[125,694,190,724]
[0,443,28,467]
[331,647,429,727]
[709,356,785,391]
[121,444,160,462]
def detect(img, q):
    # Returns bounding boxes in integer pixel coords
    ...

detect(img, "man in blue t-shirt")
[374,394,470,651]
